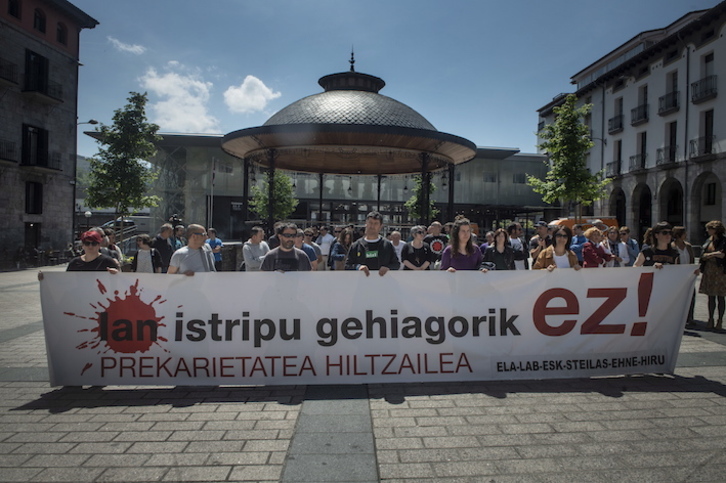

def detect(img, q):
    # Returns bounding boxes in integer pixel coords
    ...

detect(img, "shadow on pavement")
[12,374,726,413]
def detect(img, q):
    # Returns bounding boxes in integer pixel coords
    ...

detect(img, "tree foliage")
[527,94,610,215]
[404,175,439,222]
[86,92,161,242]
[249,172,299,222]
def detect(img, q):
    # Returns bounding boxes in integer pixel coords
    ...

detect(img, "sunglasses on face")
[82,241,99,246]
[191,232,206,237]
[555,233,568,238]
[280,233,296,238]
[656,230,672,235]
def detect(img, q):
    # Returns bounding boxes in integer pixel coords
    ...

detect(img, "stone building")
[538,1,726,245]
[0,0,97,268]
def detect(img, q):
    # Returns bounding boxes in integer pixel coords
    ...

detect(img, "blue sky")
[73,0,719,158]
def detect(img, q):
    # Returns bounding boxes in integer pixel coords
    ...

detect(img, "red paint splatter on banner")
[65,279,169,354]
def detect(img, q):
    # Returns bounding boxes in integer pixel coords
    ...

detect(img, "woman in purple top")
[440,217,484,271]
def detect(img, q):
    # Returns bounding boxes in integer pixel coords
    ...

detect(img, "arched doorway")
[632,183,652,244]
[659,178,684,227]
[691,171,722,244]
[609,187,626,226]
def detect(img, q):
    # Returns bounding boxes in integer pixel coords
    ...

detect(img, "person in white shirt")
[315,225,335,271]
[389,231,404,270]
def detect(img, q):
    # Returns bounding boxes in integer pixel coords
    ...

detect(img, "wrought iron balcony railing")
[656,145,678,165]
[605,160,622,178]
[689,136,716,157]
[629,153,647,172]
[658,91,679,115]
[0,58,18,84]
[631,104,649,125]
[691,75,717,103]
[0,140,17,162]
[608,114,624,134]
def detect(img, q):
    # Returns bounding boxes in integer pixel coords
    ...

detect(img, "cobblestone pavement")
[1,266,725,482]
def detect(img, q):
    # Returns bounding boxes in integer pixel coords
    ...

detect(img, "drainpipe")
[682,35,691,233]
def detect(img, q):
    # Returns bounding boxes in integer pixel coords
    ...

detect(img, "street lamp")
[84,211,92,233]
[72,120,98,242]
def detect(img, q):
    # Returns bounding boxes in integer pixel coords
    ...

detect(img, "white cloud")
[224,75,281,114]
[139,63,220,133]
[107,36,146,55]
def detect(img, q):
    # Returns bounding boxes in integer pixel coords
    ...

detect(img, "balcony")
[629,153,647,172]
[20,151,62,171]
[658,91,680,116]
[22,77,63,104]
[656,145,679,167]
[691,75,717,103]
[608,114,624,134]
[605,159,622,178]
[0,57,18,85]
[631,104,649,126]
[690,136,716,159]
[0,140,17,163]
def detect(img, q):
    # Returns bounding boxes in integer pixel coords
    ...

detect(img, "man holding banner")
[345,211,400,276]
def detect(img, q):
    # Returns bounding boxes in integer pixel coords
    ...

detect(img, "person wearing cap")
[66,231,119,272]
[529,221,552,266]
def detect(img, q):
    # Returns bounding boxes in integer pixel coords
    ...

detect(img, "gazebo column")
[267,149,276,231]
[377,174,382,212]
[447,163,456,222]
[318,173,324,223]
[243,158,250,221]
[420,153,430,226]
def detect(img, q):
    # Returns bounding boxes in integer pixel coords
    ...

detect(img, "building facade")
[0,0,97,269]
[537,2,726,245]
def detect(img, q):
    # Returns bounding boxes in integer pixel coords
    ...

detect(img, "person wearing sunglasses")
[633,221,680,268]
[66,231,119,273]
[260,223,312,272]
[401,226,432,270]
[167,224,217,275]
[533,226,581,271]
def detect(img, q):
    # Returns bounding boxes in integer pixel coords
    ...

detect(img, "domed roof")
[222,62,476,175]
[264,90,437,131]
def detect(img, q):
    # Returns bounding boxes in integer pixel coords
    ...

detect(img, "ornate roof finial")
[349,46,355,72]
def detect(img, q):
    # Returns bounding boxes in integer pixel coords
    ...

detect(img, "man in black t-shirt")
[345,211,400,276]
[260,223,312,272]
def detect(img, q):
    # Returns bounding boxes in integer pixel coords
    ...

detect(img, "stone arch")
[608,187,627,227]
[632,182,653,244]
[690,171,722,244]
[658,177,684,227]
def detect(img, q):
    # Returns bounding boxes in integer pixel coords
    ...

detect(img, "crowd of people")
[57,212,726,330]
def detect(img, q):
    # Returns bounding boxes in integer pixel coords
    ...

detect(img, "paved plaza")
[1,266,725,482]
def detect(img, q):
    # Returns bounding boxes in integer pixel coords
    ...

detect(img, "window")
[56,23,67,45]
[21,124,48,166]
[8,0,21,18]
[25,182,43,214]
[33,8,46,33]
[24,49,48,92]
[705,183,716,206]
[482,172,497,183]
[512,173,526,184]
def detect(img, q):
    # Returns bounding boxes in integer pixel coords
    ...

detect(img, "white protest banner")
[39,266,696,386]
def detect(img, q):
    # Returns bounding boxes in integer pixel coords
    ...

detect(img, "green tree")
[527,94,610,219]
[404,175,439,223]
[249,172,299,222]
[86,92,161,246]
